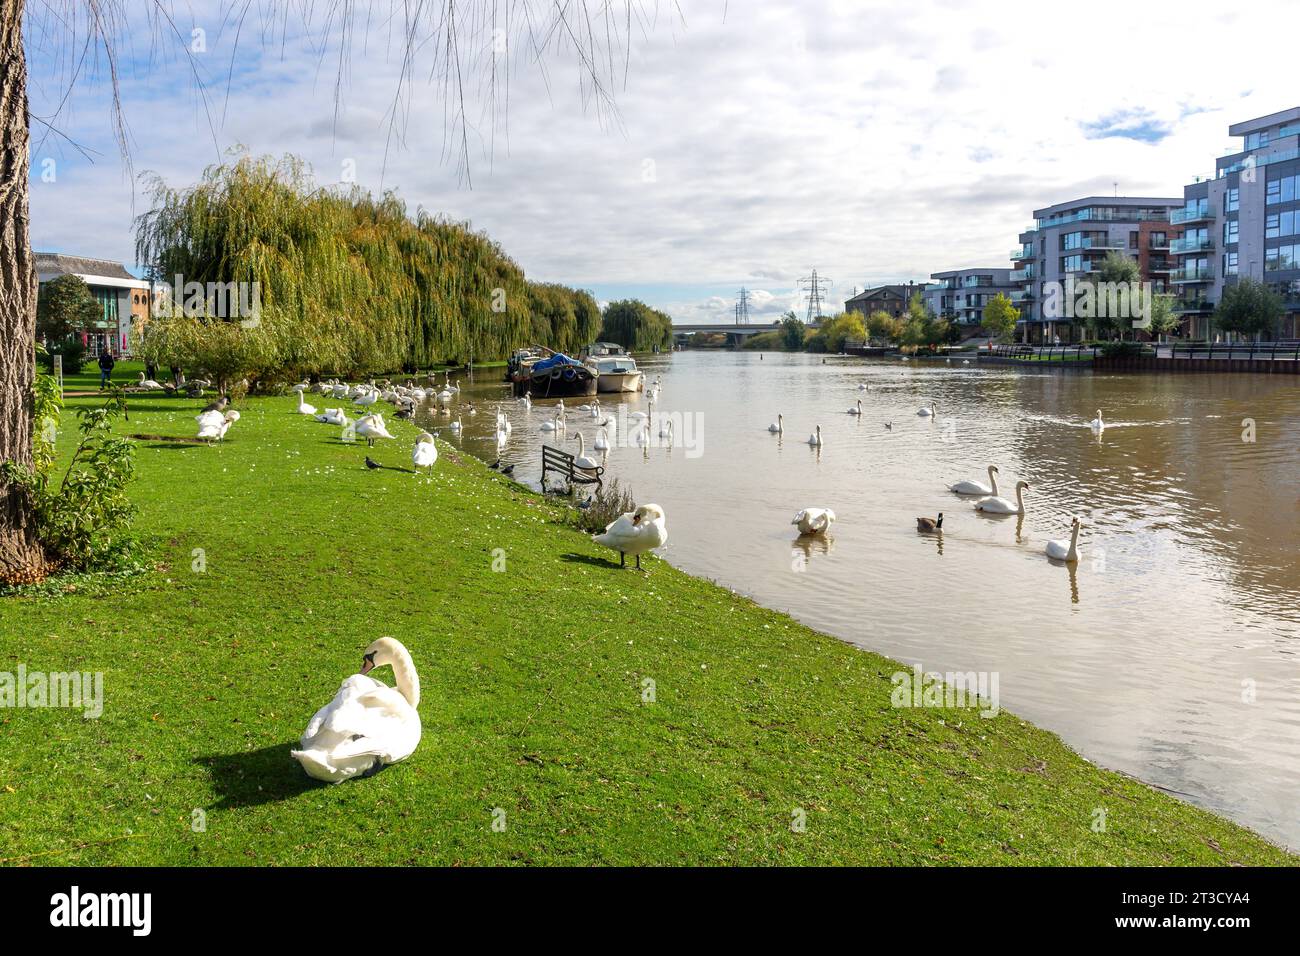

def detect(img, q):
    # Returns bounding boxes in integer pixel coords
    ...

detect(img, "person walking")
[97,349,116,389]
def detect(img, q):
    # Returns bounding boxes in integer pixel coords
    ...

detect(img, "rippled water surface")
[425,352,1300,847]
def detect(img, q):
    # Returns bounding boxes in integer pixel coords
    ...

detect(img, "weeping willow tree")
[134,153,598,380]
[600,299,674,351]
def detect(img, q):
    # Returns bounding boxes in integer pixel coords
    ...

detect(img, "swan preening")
[974,480,1029,515]
[768,414,783,434]
[196,409,239,441]
[315,407,349,427]
[354,413,394,447]
[292,637,421,783]
[950,465,999,497]
[806,424,823,446]
[593,503,668,570]
[792,508,835,535]
[1089,409,1105,432]
[412,431,438,474]
[1046,517,1083,562]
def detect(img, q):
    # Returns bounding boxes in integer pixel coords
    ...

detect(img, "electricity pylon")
[799,270,831,323]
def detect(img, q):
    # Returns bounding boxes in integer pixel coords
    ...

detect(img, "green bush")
[46,337,87,375]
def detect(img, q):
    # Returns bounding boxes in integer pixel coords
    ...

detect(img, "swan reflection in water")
[791,533,833,571]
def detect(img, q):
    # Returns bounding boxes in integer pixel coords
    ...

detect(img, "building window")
[1224,251,1238,276]
[1225,188,1239,213]
[1223,220,1238,245]
[1266,174,1298,206]
[1129,232,1139,249]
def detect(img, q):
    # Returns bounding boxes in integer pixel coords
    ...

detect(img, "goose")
[916,513,943,533]
[593,503,668,570]
[1089,409,1105,432]
[315,408,349,427]
[465,403,476,416]
[137,372,164,390]
[847,399,863,416]
[917,402,937,417]
[768,414,784,434]
[573,433,601,471]
[1045,517,1083,562]
[974,480,1030,515]
[412,432,438,474]
[950,465,999,497]
[291,637,421,783]
[294,389,317,416]
[792,508,835,535]
[196,409,239,441]
[806,424,823,447]
[354,413,394,447]
[449,417,463,436]
[593,426,611,451]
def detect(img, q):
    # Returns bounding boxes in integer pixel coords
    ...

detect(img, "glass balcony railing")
[1009,269,1035,283]
[1036,208,1172,229]
[1171,206,1215,225]
[1174,297,1214,313]
[1170,236,1215,253]
[1079,235,1123,250]
[1171,266,1215,283]
[1010,248,1034,261]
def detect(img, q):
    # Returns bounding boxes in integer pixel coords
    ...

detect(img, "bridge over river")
[671,323,779,347]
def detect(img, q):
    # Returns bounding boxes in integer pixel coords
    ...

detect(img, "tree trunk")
[0,0,48,585]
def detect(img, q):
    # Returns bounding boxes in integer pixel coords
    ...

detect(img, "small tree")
[1145,293,1182,341]
[779,313,806,350]
[1214,279,1284,341]
[900,294,949,350]
[981,293,1018,343]
[866,310,904,345]
[36,274,101,344]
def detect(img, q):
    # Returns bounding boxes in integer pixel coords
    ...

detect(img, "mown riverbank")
[0,371,1293,865]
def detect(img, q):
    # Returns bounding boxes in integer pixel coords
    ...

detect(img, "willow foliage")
[599,299,674,352]
[134,153,599,380]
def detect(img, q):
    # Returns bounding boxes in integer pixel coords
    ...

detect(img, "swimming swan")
[593,504,668,570]
[806,424,823,447]
[847,399,863,416]
[573,432,601,471]
[1089,409,1105,432]
[974,480,1030,515]
[768,414,783,434]
[1045,517,1083,562]
[593,426,611,451]
[792,508,835,534]
[291,637,421,783]
[950,465,999,497]
[917,402,937,417]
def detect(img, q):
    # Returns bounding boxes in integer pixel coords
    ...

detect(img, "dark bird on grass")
[201,395,230,413]
[489,459,501,470]
[916,513,943,533]
[577,497,593,510]
[501,464,515,476]
[365,456,382,470]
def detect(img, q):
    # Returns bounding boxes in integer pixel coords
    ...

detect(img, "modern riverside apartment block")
[924,268,1019,328]
[1172,106,1300,340]
[1010,196,1183,343]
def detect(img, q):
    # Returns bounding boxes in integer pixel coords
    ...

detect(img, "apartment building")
[1010,196,1183,343]
[924,268,1019,329]
[1172,107,1300,340]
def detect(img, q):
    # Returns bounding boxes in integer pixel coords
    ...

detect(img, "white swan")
[1045,517,1083,562]
[412,431,438,473]
[806,424,823,447]
[291,637,421,783]
[137,372,164,390]
[1089,409,1105,432]
[437,388,453,408]
[315,407,349,427]
[540,414,560,433]
[974,480,1030,515]
[593,504,668,570]
[791,508,835,535]
[917,402,936,417]
[635,422,651,446]
[449,417,463,435]
[658,418,674,440]
[768,414,783,434]
[950,465,999,497]
[847,399,863,416]
[573,433,601,471]
[354,413,394,447]
[196,409,239,441]
[294,389,317,416]
[354,390,378,408]
[593,426,611,451]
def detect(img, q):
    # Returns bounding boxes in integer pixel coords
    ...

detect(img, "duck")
[291,637,421,783]
[791,508,835,535]
[412,431,438,474]
[573,432,601,471]
[196,409,239,441]
[354,413,395,447]
[806,424,823,447]
[593,504,668,570]
[884,421,893,431]
[1045,517,1083,562]
[847,399,863,416]
[950,465,999,496]
[917,402,937,417]
[916,513,943,533]
[1089,409,1105,432]
[768,414,783,434]
[974,480,1030,515]
[294,388,317,416]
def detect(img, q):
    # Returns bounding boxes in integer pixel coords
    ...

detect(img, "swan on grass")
[196,409,239,441]
[974,480,1030,515]
[294,388,317,416]
[354,390,378,408]
[1045,517,1083,562]
[354,413,394,447]
[768,414,783,434]
[593,504,668,570]
[949,465,999,497]
[137,372,164,390]
[1089,409,1105,432]
[791,508,835,535]
[847,399,863,416]
[917,402,937,417]
[292,637,421,783]
[315,407,348,427]
[412,431,438,474]
[806,424,823,446]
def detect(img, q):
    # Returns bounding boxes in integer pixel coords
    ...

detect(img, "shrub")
[46,337,87,375]
[567,479,637,534]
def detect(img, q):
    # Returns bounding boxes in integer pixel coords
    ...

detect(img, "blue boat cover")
[531,353,585,372]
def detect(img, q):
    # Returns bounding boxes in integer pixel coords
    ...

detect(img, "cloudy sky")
[24,0,1300,324]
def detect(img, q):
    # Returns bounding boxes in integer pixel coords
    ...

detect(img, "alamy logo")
[0,665,103,719]
[1041,276,1155,329]
[49,886,151,936]
[890,663,1000,718]
[156,274,262,328]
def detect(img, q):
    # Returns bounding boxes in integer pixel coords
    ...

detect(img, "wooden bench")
[541,444,603,489]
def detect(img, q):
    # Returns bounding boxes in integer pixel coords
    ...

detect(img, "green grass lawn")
[0,363,1292,865]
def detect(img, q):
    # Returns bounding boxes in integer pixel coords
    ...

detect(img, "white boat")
[595,355,644,393]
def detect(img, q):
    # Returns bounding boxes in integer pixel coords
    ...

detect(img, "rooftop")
[1228,107,1300,138]
[35,251,138,282]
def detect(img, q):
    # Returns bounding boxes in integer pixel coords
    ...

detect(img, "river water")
[422,351,1300,848]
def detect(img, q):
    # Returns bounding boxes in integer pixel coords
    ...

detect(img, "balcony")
[1171,206,1215,225]
[1079,235,1123,250]
[1171,267,1215,284]
[1009,269,1035,283]
[1170,236,1214,254]
[1010,248,1034,261]
[1148,238,1170,250]
[1174,297,1214,314]
[1147,261,1174,274]
[1009,290,1035,302]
